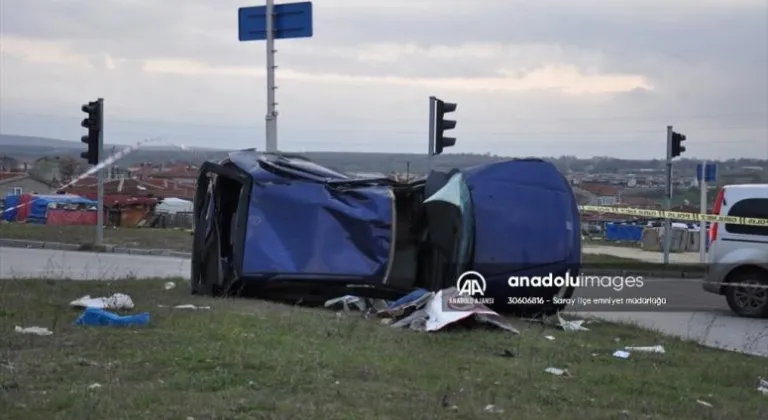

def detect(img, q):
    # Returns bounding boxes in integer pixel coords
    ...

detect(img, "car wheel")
[725,270,768,318]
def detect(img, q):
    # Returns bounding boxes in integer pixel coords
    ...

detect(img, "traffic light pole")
[265,0,278,152]
[96,98,105,245]
[663,125,673,264]
[427,96,436,171]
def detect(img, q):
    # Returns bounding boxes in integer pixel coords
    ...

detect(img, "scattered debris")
[612,350,631,359]
[164,282,176,290]
[74,307,150,327]
[484,404,504,413]
[88,383,102,389]
[696,399,713,408]
[14,325,53,336]
[625,345,666,354]
[758,378,768,395]
[388,288,519,333]
[544,335,555,341]
[70,293,134,310]
[545,367,570,377]
[556,312,589,331]
[168,304,210,310]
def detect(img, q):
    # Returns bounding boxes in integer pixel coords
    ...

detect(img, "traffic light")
[671,130,686,158]
[80,100,102,165]
[434,99,457,156]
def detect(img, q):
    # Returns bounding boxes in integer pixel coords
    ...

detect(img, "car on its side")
[190,151,581,316]
[702,184,768,318]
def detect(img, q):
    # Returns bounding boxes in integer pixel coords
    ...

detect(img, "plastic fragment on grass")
[696,399,713,408]
[164,282,176,290]
[70,293,134,310]
[484,404,504,413]
[74,307,150,327]
[173,304,210,310]
[612,350,630,359]
[625,345,665,354]
[556,312,589,331]
[758,378,768,395]
[545,367,570,376]
[14,325,53,336]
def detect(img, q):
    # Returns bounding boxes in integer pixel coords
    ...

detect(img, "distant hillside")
[1,133,766,176]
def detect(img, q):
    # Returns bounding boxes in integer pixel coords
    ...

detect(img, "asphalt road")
[571,276,768,357]
[0,247,189,280]
[2,247,765,357]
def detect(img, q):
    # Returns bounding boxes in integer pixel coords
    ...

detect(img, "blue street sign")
[696,163,717,183]
[238,2,313,42]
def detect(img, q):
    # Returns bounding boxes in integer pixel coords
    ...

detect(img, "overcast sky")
[0,0,766,159]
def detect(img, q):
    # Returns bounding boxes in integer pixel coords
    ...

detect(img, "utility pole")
[699,161,708,263]
[663,125,673,264]
[265,0,278,152]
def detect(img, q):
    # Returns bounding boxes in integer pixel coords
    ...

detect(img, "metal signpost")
[696,162,717,262]
[97,99,104,246]
[80,98,105,245]
[427,96,436,171]
[663,126,687,264]
[238,1,314,152]
[664,126,673,264]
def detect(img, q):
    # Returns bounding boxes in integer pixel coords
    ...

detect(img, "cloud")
[0,0,765,159]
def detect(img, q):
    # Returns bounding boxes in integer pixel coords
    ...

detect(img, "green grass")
[0,223,191,251]
[1,279,765,419]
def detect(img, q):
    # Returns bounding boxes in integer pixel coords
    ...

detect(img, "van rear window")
[724,198,768,236]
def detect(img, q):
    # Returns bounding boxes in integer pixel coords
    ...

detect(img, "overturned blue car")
[191,151,581,316]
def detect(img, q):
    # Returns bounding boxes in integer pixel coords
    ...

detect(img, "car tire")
[725,269,768,318]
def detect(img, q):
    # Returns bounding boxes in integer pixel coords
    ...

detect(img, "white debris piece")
[545,367,570,376]
[14,325,53,336]
[758,378,768,395]
[557,312,589,331]
[484,404,504,413]
[612,350,630,359]
[544,335,556,341]
[164,282,176,290]
[88,383,102,389]
[173,304,210,310]
[625,345,666,354]
[70,293,134,310]
[696,399,713,408]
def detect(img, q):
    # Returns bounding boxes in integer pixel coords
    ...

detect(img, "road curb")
[0,238,192,259]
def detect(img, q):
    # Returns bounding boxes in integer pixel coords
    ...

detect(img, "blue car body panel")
[219,152,579,297]
[461,159,581,298]
[228,151,393,281]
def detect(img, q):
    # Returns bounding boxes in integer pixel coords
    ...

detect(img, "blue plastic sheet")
[2,194,19,221]
[74,307,150,327]
[605,223,643,242]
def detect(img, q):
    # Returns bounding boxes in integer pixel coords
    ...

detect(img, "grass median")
[1,278,765,419]
[0,223,192,252]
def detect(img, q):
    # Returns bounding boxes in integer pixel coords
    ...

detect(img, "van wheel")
[725,270,768,318]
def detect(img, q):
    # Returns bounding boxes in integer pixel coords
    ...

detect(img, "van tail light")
[710,188,725,244]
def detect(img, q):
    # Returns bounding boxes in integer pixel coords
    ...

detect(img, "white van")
[702,184,768,318]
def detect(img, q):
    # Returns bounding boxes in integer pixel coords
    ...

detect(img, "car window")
[724,197,768,236]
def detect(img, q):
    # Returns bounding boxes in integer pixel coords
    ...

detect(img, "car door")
[422,170,475,289]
